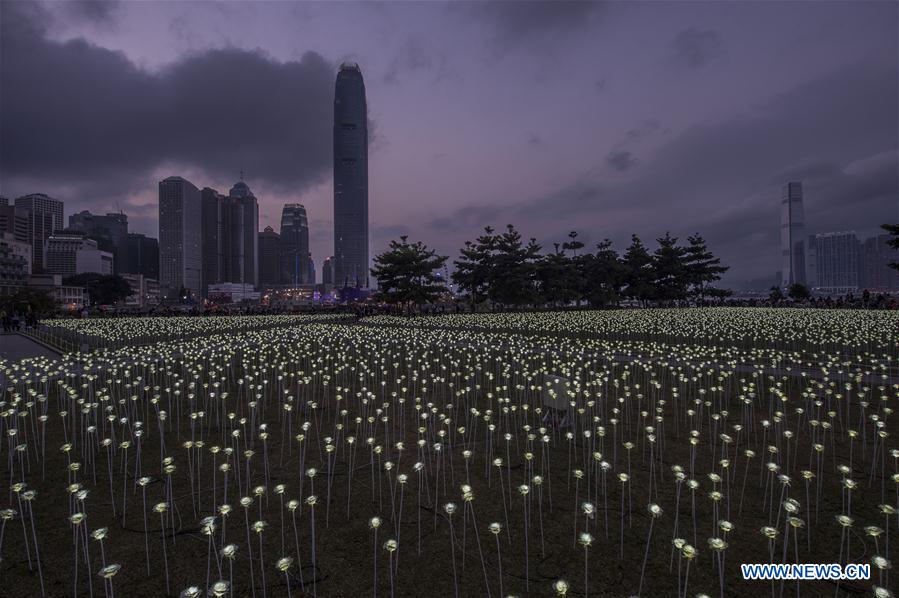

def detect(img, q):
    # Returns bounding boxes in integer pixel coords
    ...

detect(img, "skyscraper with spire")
[780,181,806,288]
[333,63,369,288]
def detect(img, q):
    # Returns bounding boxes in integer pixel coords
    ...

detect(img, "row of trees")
[371,225,729,307]
[1,274,134,317]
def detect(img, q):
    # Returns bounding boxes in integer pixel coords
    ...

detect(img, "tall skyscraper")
[159,176,202,300]
[122,233,160,279]
[228,179,259,289]
[780,182,806,288]
[14,193,64,273]
[201,187,227,292]
[279,203,310,286]
[258,226,281,288]
[201,179,260,293]
[68,210,128,273]
[333,63,369,288]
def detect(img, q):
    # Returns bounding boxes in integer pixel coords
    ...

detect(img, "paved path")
[0,333,60,362]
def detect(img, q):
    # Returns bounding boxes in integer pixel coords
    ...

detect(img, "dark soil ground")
[1,328,895,598]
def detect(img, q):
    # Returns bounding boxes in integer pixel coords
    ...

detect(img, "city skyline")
[1,1,897,286]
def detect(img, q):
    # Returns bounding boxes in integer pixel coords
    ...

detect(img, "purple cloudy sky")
[1,0,897,286]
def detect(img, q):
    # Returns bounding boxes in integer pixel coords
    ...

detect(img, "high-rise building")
[322,256,334,285]
[258,226,281,288]
[308,257,316,285]
[1,231,32,275]
[159,176,202,300]
[279,203,310,286]
[201,187,227,292]
[0,233,28,298]
[45,230,114,277]
[780,182,806,288]
[68,210,128,273]
[0,204,29,243]
[14,193,64,274]
[227,179,259,289]
[333,63,369,288]
[808,231,859,295]
[122,233,160,279]
[14,193,64,231]
[200,179,259,293]
[860,234,899,291]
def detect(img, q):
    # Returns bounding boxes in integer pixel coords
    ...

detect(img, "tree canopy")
[63,273,134,306]
[452,226,730,308]
[0,287,56,317]
[371,236,448,305]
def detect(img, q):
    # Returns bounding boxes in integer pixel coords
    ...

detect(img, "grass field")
[1,308,896,597]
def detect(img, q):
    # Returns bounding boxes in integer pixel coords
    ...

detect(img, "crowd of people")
[2,290,897,328]
[0,310,39,333]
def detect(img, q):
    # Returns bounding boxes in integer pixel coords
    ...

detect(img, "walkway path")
[0,333,60,362]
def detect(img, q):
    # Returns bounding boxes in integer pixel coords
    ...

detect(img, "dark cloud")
[383,38,438,85]
[625,119,662,143]
[526,132,543,147]
[606,150,636,172]
[769,160,840,183]
[671,28,726,69]
[61,0,120,24]
[428,203,508,236]
[372,224,412,242]
[0,1,334,205]
[458,0,605,52]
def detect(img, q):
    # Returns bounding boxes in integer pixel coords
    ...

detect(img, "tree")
[787,282,810,301]
[452,227,497,307]
[490,225,541,307]
[683,234,729,301]
[768,286,784,302]
[536,243,580,307]
[562,230,584,256]
[454,225,540,308]
[582,239,623,307]
[650,232,689,303]
[64,273,134,306]
[0,287,56,317]
[882,224,899,271]
[371,236,448,305]
[621,235,654,305]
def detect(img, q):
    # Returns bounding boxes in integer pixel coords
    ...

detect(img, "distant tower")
[228,179,259,289]
[322,256,334,285]
[780,182,806,288]
[279,204,310,286]
[201,179,259,294]
[258,226,281,288]
[333,63,369,288]
[159,176,202,299]
[14,193,64,273]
